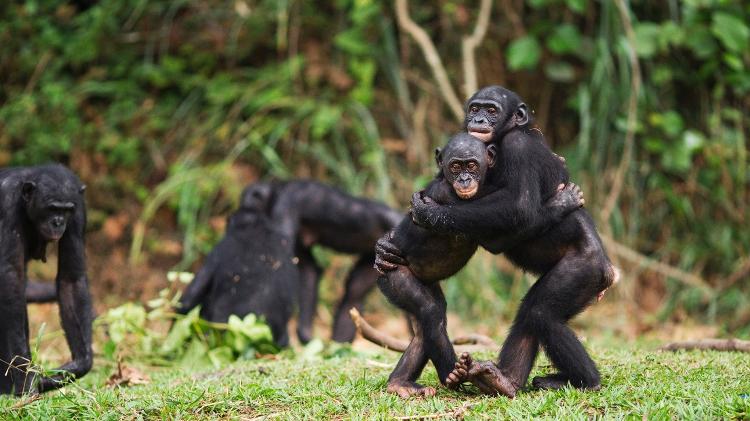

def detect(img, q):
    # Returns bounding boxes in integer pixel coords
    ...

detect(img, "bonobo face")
[22,180,79,242]
[437,133,496,200]
[464,85,529,143]
[240,183,272,212]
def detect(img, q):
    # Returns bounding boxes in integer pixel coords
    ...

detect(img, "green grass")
[2,345,749,420]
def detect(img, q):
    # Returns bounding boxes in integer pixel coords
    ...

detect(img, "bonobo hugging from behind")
[376,85,618,398]
[376,132,585,398]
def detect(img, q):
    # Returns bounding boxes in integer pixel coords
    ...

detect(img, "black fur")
[0,164,93,395]
[240,180,403,344]
[177,188,297,347]
[407,86,617,394]
[375,133,583,396]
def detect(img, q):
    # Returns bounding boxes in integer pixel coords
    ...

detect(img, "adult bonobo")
[377,133,584,398]
[239,180,403,344]
[177,185,297,347]
[377,86,618,397]
[0,165,93,395]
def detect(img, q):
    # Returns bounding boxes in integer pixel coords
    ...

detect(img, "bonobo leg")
[332,253,379,342]
[295,246,322,344]
[447,251,606,396]
[0,274,36,395]
[377,266,456,397]
[501,251,604,392]
[25,280,57,303]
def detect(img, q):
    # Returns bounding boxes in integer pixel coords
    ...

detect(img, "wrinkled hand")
[552,182,585,210]
[410,191,440,228]
[374,231,407,274]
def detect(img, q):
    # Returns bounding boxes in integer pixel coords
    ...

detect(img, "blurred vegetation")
[1,0,748,333]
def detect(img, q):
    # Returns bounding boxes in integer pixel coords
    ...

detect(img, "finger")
[557,183,565,192]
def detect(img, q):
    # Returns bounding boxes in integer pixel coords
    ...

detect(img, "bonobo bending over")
[0,165,93,395]
[377,133,584,398]
[377,86,618,398]
[239,180,403,343]
[177,186,297,347]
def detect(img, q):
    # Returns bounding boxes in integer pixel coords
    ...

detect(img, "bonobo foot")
[445,352,517,398]
[549,182,585,209]
[386,379,437,398]
[531,373,601,391]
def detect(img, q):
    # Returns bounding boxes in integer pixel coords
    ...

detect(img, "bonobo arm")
[411,135,572,240]
[479,182,582,254]
[177,251,218,314]
[268,189,302,244]
[39,208,93,392]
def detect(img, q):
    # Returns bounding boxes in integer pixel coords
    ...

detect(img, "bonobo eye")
[488,108,496,115]
[467,162,478,172]
[450,163,462,173]
[470,106,479,113]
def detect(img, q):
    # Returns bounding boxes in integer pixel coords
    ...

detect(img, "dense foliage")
[1,0,748,330]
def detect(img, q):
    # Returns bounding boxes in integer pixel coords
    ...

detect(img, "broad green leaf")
[564,0,586,14]
[507,36,542,70]
[633,23,661,57]
[302,338,325,360]
[711,12,750,53]
[161,306,200,354]
[547,24,583,55]
[208,346,235,368]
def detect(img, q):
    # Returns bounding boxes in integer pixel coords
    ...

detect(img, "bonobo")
[177,186,297,347]
[0,165,93,395]
[377,86,618,398]
[238,180,403,344]
[376,133,584,398]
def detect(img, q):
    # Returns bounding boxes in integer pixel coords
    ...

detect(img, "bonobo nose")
[52,217,64,227]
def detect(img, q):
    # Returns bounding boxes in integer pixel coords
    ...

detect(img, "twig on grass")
[660,339,750,353]
[349,308,498,353]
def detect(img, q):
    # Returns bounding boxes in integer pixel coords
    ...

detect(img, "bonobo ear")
[486,144,497,168]
[79,185,87,194]
[21,181,36,203]
[434,147,443,168]
[514,103,529,126]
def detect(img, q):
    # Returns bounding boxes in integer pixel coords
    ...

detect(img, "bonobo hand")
[548,182,584,211]
[410,191,442,228]
[374,230,407,274]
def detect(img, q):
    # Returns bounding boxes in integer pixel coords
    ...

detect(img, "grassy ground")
[1,343,749,420]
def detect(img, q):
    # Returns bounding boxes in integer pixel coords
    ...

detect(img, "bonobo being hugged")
[377,86,618,398]
[376,132,584,398]
[0,165,93,395]
[177,183,298,347]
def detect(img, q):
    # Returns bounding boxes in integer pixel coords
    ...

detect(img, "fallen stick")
[660,338,750,353]
[349,308,498,353]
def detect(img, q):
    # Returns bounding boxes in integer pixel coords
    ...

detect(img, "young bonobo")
[377,133,584,398]
[238,180,403,344]
[177,186,297,347]
[0,165,93,395]
[377,86,618,398]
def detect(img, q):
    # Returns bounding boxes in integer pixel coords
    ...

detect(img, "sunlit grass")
[2,345,748,420]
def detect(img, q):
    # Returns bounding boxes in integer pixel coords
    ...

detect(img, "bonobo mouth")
[468,129,493,143]
[42,228,65,242]
[454,184,479,199]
